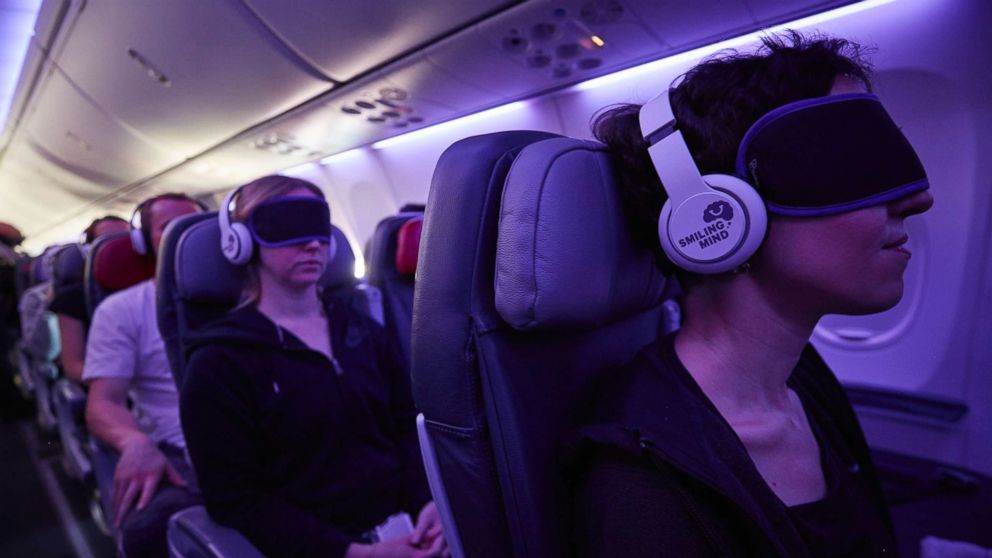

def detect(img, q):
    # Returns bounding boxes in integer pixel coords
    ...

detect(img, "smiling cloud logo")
[703,200,734,223]
[678,200,736,250]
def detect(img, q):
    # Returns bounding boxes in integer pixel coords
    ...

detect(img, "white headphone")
[129,201,151,255]
[130,196,209,256]
[219,185,337,266]
[639,89,767,274]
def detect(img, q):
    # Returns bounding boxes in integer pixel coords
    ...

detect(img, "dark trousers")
[118,443,201,558]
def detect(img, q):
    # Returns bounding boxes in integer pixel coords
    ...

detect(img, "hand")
[346,538,434,558]
[411,502,448,557]
[111,435,187,526]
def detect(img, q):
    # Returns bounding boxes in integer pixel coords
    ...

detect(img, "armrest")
[55,378,87,421]
[167,506,265,558]
[355,283,385,326]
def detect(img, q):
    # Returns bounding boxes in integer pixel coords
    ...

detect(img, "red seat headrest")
[93,236,155,292]
[395,217,423,276]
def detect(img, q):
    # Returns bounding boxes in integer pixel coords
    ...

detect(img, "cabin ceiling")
[0,0,855,243]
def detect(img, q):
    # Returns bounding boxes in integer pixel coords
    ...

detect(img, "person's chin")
[845,284,904,315]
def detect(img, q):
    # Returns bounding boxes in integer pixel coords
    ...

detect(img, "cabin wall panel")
[293,149,398,267]
[372,96,564,211]
[796,0,992,474]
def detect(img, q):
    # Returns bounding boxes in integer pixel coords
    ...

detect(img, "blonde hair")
[231,175,326,306]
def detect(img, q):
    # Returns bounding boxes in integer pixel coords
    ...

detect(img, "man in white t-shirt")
[84,194,203,558]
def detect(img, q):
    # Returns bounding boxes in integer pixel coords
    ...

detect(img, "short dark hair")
[82,215,127,244]
[592,31,873,277]
[135,193,203,255]
[138,193,202,233]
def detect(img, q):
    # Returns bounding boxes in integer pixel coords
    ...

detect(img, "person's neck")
[674,274,820,415]
[255,276,322,323]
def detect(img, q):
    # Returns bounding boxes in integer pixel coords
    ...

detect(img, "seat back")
[53,243,86,297]
[412,133,669,557]
[84,233,155,318]
[50,244,94,481]
[367,212,423,362]
[156,212,360,388]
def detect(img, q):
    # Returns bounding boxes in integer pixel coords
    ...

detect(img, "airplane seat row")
[16,246,61,430]
[367,211,423,363]
[83,232,158,543]
[50,244,92,481]
[410,131,672,557]
[155,212,373,558]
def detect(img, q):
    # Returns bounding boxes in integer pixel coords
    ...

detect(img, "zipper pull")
[331,356,343,376]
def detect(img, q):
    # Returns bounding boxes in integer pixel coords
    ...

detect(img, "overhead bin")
[139,0,861,198]
[22,70,171,188]
[145,55,467,195]
[50,0,334,159]
[237,0,514,82]
[0,141,103,229]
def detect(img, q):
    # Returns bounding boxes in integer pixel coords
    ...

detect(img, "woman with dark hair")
[180,176,446,558]
[566,33,932,556]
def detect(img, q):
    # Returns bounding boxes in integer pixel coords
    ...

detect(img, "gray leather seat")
[367,212,423,363]
[83,232,159,542]
[49,244,93,482]
[411,133,672,557]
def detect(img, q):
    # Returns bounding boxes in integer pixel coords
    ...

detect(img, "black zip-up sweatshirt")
[180,291,431,558]
[564,334,896,557]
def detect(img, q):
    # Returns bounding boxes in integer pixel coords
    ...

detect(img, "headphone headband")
[219,184,337,265]
[130,194,209,255]
[640,90,716,203]
[638,88,767,274]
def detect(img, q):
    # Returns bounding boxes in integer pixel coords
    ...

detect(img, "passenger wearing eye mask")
[564,32,932,557]
[180,175,447,558]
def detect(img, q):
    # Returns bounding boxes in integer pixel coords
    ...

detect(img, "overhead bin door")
[22,70,170,189]
[51,0,334,159]
[238,0,514,82]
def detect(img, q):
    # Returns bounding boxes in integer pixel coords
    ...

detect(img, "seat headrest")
[175,217,244,307]
[93,235,155,292]
[321,226,356,289]
[395,217,423,276]
[174,216,355,306]
[496,138,667,331]
[54,244,86,287]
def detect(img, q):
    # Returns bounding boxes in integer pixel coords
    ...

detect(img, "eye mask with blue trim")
[736,93,929,216]
[248,196,331,247]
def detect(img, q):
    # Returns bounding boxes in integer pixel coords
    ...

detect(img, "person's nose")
[890,189,934,219]
[302,238,322,252]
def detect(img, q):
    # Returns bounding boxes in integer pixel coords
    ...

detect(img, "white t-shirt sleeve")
[82,290,139,381]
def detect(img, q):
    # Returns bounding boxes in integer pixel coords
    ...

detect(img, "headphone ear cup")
[657,174,767,274]
[130,228,147,255]
[222,222,254,265]
[705,173,767,269]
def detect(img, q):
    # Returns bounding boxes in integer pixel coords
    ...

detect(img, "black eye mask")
[736,93,929,216]
[248,196,331,247]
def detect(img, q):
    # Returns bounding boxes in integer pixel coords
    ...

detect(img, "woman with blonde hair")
[181,175,446,558]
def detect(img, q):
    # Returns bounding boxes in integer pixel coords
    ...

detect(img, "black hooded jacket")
[180,291,431,558]
[564,334,896,557]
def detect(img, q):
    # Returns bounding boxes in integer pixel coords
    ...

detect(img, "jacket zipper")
[275,323,343,376]
[638,438,788,558]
